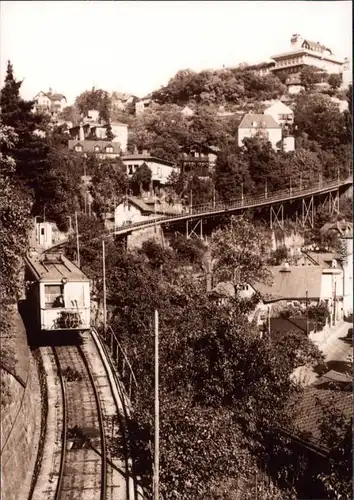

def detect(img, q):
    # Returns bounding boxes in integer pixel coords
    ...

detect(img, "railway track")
[52,330,137,500]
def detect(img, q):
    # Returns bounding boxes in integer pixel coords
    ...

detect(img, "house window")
[94,145,100,152]
[40,228,45,236]
[105,146,113,153]
[134,164,139,170]
[128,165,133,175]
[157,167,161,177]
[45,284,64,309]
[75,145,82,152]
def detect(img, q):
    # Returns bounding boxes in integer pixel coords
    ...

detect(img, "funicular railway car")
[24,251,91,332]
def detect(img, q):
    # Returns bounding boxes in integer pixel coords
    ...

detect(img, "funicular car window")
[45,284,64,308]
[68,284,85,308]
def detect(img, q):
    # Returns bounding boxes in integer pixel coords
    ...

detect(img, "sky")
[0,1,352,105]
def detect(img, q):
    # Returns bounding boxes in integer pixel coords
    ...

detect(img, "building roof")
[303,251,341,268]
[321,219,353,238]
[313,370,352,391]
[25,252,89,282]
[111,92,134,101]
[301,39,332,54]
[254,265,324,301]
[288,386,352,454]
[238,113,281,129]
[121,154,175,166]
[117,196,153,213]
[210,281,235,298]
[247,60,276,70]
[264,101,294,115]
[68,140,121,154]
[34,91,66,102]
[268,316,315,341]
[50,93,66,101]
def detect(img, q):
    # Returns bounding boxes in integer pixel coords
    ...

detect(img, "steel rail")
[52,345,108,500]
[52,348,68,500]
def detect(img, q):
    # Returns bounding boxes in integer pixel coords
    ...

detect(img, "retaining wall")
[0,313,41,500]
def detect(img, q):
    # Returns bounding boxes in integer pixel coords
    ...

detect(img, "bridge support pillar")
[329,190,340,216]
[186,218,203,239]
[302,196,314,228]
[270,204,284,230]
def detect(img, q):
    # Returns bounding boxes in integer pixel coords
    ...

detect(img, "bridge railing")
[109,177,352,235]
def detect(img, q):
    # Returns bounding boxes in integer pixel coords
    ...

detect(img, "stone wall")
[272,230,304,256]
[127,224,164,248]
[0,313,41,500]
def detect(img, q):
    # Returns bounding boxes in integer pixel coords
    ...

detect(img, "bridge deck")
[110,177,352,236]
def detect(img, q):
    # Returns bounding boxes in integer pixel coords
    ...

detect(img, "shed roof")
[25,252,89,282]
[254,265,323,301]
[287,387,352,453]
[239,113,280,129]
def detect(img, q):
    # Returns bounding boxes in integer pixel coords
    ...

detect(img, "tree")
[37,147,84,230]
[106,122,114,141]
[0,61,50,211]
[90,159,129,215]
[300,66,321,91]
[294,93,349,151]
[131,162,152,195]
[327,73,342,91]
[59,105,81,125]
[214,148,252,202]
[318,401,352,499]
[242,136,289,193]
[75,87,111,120]
[211,216,272,293]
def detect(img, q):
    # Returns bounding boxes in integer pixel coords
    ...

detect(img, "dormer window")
[75,144,83,152]
[94,145,101,152]
[252,121,257,127]
[105,145,113,153]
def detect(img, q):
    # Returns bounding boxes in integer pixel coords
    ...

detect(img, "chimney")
[79,124,85,141]
[142,149,148,156]
[280,262,291,272]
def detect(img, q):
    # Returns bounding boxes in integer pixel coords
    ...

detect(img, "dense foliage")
[151,67,286,106]
[72,216,327,498]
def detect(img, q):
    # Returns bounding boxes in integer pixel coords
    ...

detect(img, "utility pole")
[333,280,337,326]
[154,310,160,500]
[268,306,271,337]
[102,240,107,333]
[75,211,80,268]
[306,290,309,335]
[241,182,244,205]
[190,186,193,214]
[265,178,268,199]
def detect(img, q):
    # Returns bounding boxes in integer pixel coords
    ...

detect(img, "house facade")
[180,145,219,176]
[121,153,177,185]
[269,34,345,80]
[264,101,294,126]
[33,89,67,117]
[246,60,276,76]
[135,95,152,115]
[110,196,157,229]
[111,92,135,111]
[69,117,128,152]
[238,113,282,150]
